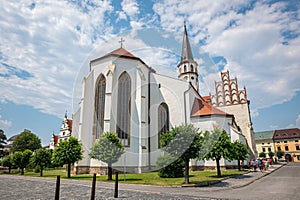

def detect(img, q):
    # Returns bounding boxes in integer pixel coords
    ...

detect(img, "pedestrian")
[258,159,263,172]
[252,159,257,172]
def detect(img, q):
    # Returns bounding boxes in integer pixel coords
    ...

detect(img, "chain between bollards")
[114,172,119,198]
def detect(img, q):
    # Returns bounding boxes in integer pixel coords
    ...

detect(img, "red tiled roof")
[104,47,136,58]
[191,98,229,117]
[273,128,300,140]
[202,95,211,104]
[67,119,73,134]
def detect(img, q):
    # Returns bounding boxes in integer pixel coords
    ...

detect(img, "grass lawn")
[2,168,245,186]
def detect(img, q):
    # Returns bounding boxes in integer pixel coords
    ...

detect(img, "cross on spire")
[119,37,125,48]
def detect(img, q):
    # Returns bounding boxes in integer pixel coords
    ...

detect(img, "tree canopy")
[12,149,32,175]
[0,129,7,158]
[11,129,41,153]
[231,140,249,171]
[89,132,125,180]
[52,137,83,178]
[31,148,52,176]
[1,155,13,174]
[200,129,233,177]
[160,124,203,184]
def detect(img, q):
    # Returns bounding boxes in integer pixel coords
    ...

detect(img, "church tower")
[177,23,199,91]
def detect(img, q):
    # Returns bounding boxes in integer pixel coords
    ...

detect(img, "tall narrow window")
[95,74,106,139]
[158,103,169,148]
[184,65,187,72]
[190,64,194,72]
[117,72,131,146]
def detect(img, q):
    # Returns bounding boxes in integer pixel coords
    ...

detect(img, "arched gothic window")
[158,103,169,148]
[184,65,187,72]
[95,74,106,139]
[117,72,131,146]
[190,64,194,72]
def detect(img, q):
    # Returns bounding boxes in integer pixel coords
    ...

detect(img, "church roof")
[181,23,194,62]
[104,47,137,58]
[68,119,73,133]
[191,98,230,117]
[90,47,156,72]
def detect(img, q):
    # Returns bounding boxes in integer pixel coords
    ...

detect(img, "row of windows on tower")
[94,72,169,147]
[180,64,196,73]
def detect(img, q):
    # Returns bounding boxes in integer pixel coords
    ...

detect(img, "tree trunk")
[67,163,71,178]
[8,166,11,174]
[237,159,241,171]
[40,166,43,177]
[21,168,24,175]
[184,158,189,184]
[216,158,221,177]
[108,163,112,181]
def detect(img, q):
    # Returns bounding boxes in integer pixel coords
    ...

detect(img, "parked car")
[278,158,287,162]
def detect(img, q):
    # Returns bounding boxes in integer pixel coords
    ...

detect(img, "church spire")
[177,23,199,92]
[181,22,194,62]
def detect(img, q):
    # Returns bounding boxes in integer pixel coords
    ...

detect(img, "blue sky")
[0,0,300,145]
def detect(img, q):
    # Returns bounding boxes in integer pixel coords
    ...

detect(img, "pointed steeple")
[177,22,199,92]
[181,22,194,62]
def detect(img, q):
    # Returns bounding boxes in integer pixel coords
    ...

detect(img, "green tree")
[2,155,13,174]
[11,129,41,153]
[156,155,184,178]
[231,141,249,171]
[0,129,7,158]
[259,152,266,158]
[30,148,51,176]
[268,151,275,158]
[276,150,284,158]
[52,137,83,178]
[200,129,232,177]
[89,132,125,180]
[12,150,32,175]
[160,124,203,184]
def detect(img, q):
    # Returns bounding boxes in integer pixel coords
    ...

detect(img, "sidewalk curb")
[182,164,285,189]
[230,164,285,189]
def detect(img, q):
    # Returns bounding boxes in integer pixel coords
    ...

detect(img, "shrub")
[156,155,184,178]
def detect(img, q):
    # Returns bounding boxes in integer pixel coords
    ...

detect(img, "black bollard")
[90,173,96,200]
[114,172,119,198]
[55,175,60,200]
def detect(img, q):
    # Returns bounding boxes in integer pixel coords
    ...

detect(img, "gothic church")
[73,25,256,174]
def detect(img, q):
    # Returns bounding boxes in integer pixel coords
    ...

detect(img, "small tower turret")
[177,23,199,91]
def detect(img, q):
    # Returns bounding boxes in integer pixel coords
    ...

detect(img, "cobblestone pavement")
[0,164,283,200]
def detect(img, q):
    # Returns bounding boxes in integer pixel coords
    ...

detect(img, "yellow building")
[255,131,275,157]
[273,128,300,162]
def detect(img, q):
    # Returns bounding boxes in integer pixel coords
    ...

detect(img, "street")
[0,163,299,199]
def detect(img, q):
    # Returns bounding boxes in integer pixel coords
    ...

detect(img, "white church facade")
[73,25,255,174]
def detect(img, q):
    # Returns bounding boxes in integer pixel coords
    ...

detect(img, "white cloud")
[121,0,140,19]
[0,115,12,130]
[0,1,113,117]
[153,0,300,111]
[296,115,300,127]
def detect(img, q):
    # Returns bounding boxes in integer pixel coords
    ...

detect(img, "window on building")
[295,140,299,142]
[277,146,281,151]
[190,64,194,72]
[267,142,270,144]
[262,147,266,152]
[116,72,131,146]
[296,145,300,151]
[268,147,271,152]
[298,155,300,160]
[262,143,264,145]
[95,74,106,139]
[184,65,187,72]
[158,103,169,148]
[284,141,287,143]
[285,146,289,151]
[277,141,280,143]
